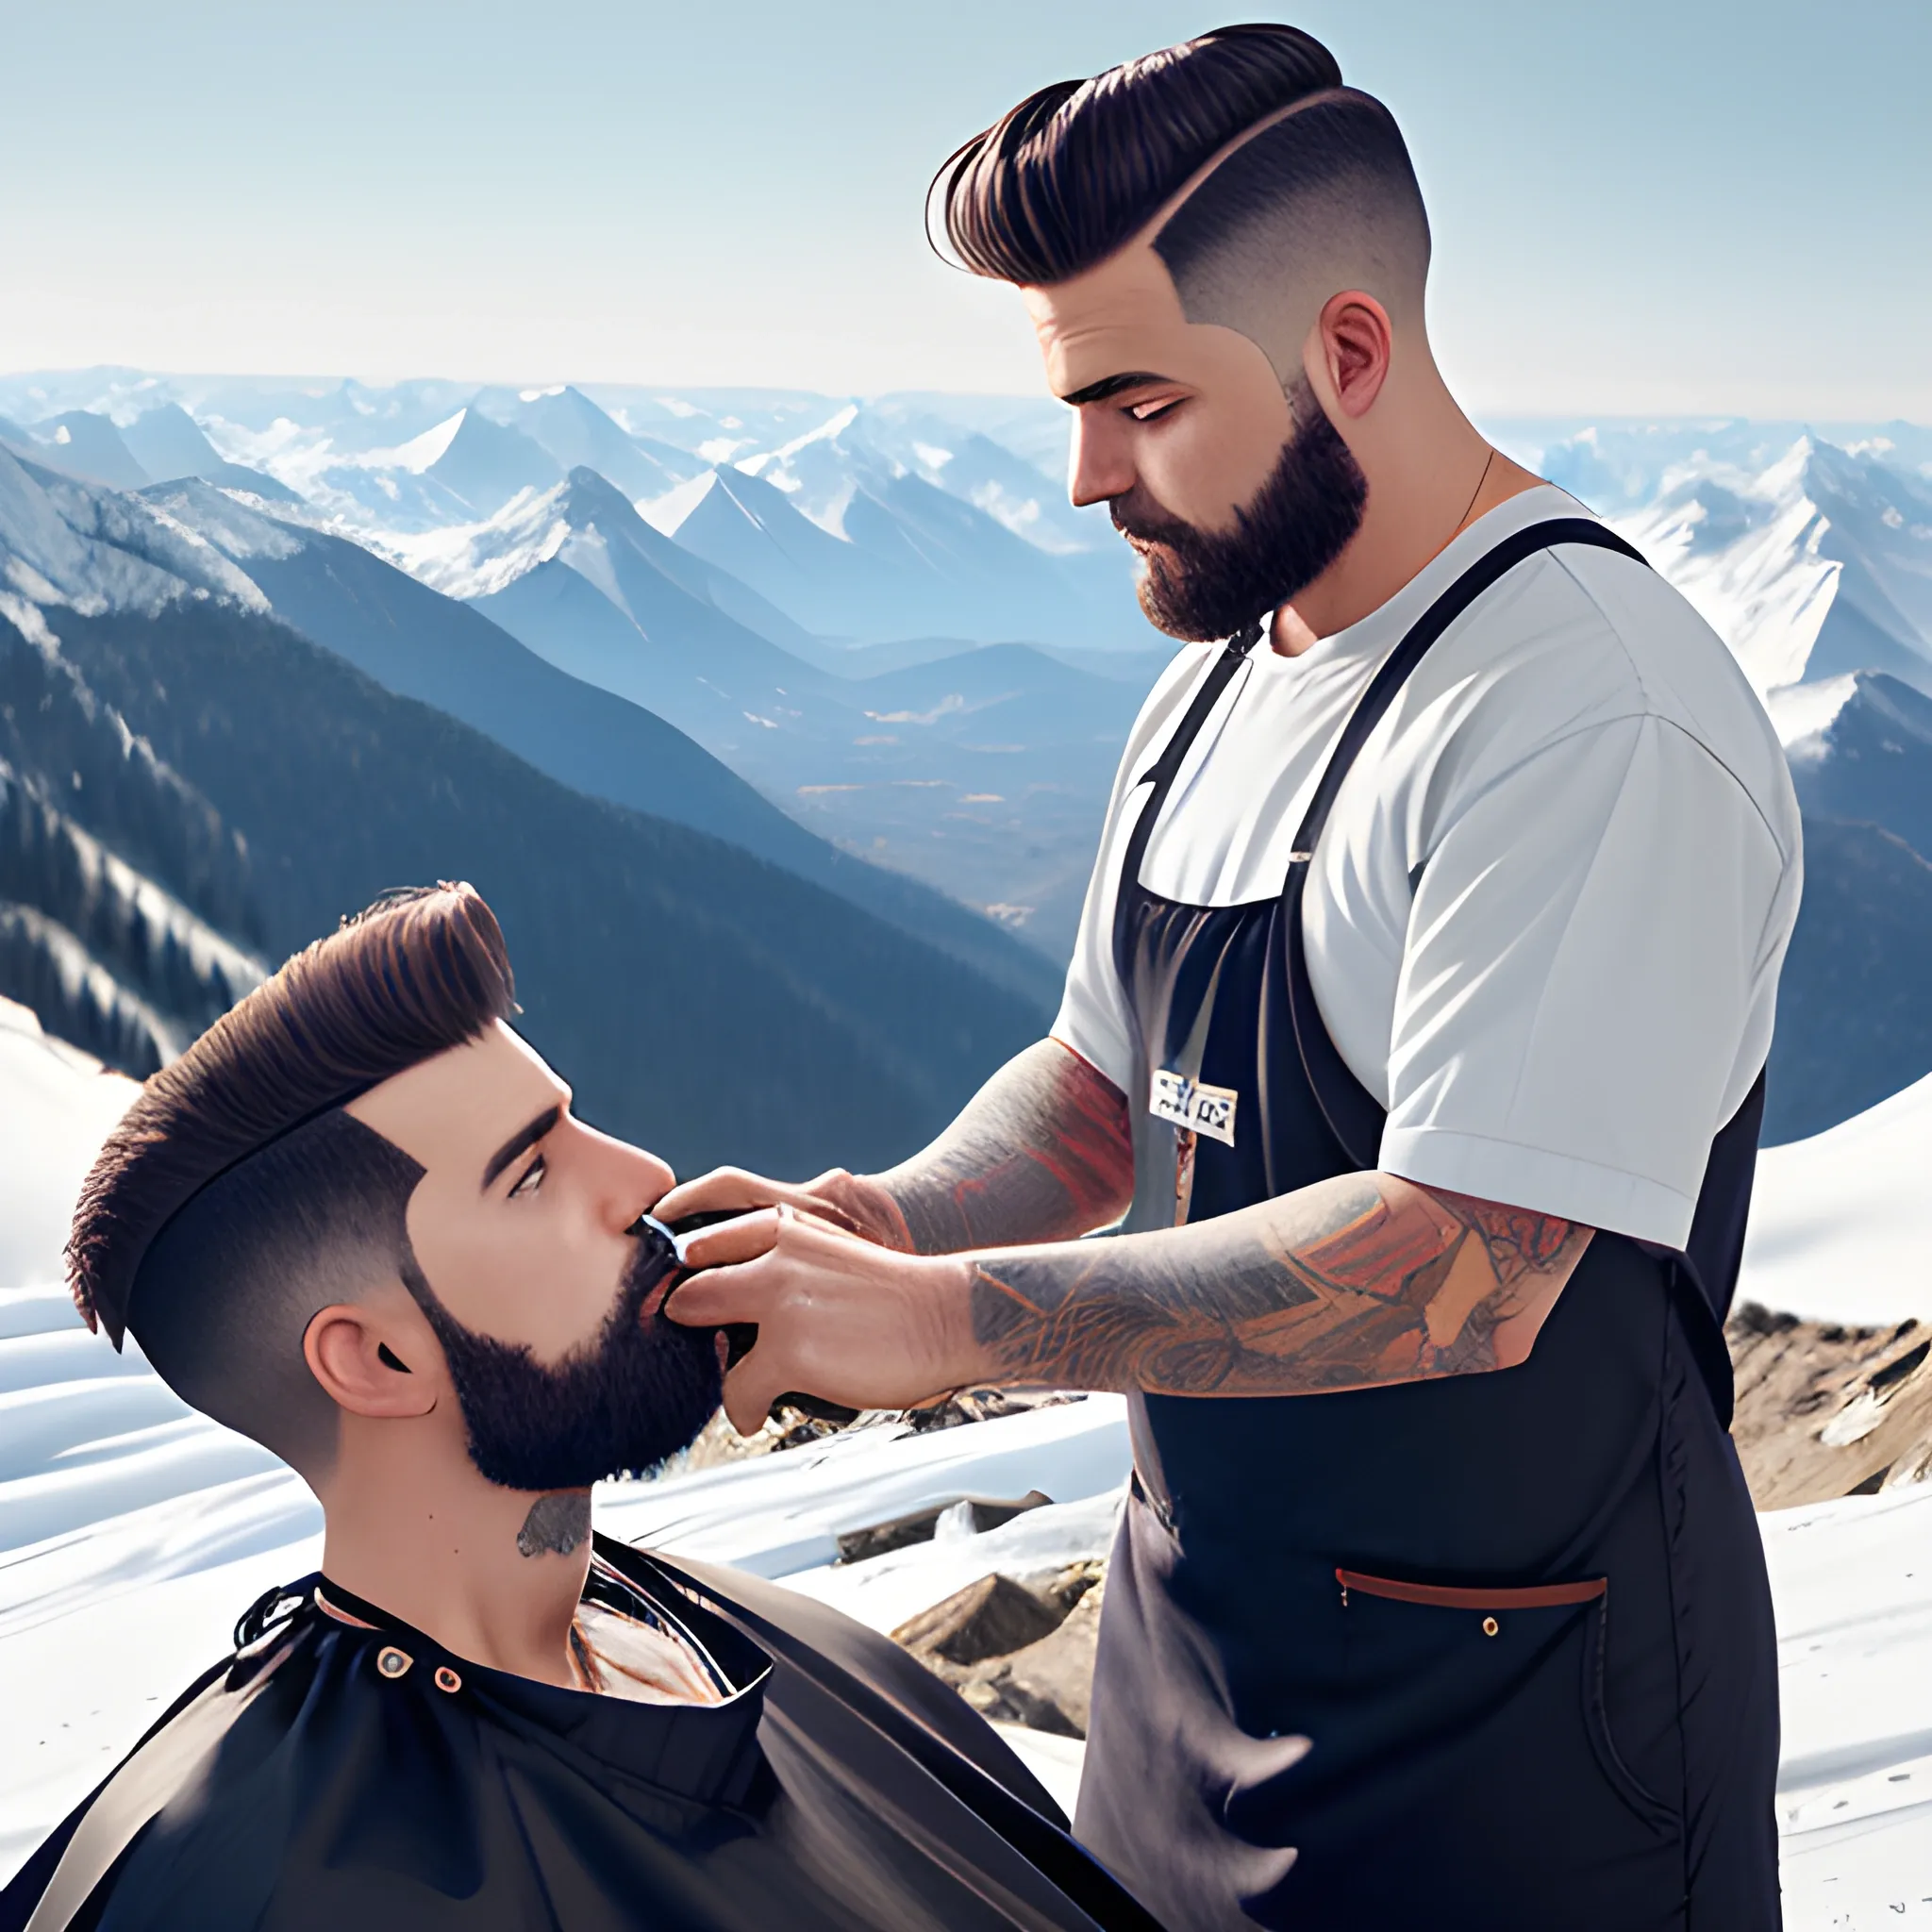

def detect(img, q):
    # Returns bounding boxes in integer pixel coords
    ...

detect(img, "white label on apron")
[1149,1069,1239,1147]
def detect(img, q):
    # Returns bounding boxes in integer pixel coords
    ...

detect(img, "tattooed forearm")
[852,1040,1134,1255]
[965,1174,1592,1395]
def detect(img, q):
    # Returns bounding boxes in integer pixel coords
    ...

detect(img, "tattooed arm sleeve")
[816,1040,1135,1256]
[963,1169,1592,1394]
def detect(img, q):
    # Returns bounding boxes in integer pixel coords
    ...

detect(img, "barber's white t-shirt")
[1054,486,1803,1251]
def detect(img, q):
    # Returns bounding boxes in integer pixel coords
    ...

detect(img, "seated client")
[1,884,1153,1932]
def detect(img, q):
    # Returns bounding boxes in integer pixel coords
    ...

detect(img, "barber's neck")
[315,1412,590,1689]
[1273,341,1542,657]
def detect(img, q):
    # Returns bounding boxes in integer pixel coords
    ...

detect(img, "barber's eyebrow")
[482,1105,561,1191]
[1060,371,1177,407]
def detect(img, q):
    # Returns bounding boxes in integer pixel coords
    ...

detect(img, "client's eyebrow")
[1061,370,1176,407]
[482,1105,560,1191]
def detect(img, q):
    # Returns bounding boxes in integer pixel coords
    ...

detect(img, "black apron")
[1074,522,1782,1930]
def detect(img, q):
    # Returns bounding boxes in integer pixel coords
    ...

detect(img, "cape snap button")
[1481,1616,1500,1638]
[434,1665,463,1693]
[375,1646,412,1679]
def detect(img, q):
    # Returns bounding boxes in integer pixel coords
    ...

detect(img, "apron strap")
[1116,618,1264,908]
[1287,518,1649,861]
[1284,520,1649,1169]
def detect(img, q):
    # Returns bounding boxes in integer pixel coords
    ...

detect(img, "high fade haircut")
[937,24,1431,383]
[68,883,515,1475]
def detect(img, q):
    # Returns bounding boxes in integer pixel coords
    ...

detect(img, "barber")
[664,25,1797,1930]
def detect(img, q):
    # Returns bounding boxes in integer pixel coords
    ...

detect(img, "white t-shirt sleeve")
[1374,713,1797,1248]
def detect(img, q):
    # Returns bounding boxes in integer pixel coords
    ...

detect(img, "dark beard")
[1112,379,1369,642]
[415,1219,723,1492]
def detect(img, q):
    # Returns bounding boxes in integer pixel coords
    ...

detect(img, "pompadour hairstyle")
[70,883,514,1349]
[937,23,1345,285]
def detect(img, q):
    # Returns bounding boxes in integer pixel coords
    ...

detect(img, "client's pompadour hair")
[69,884,514,1474]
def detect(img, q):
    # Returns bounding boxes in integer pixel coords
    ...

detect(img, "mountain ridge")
[34,591,1048,1174]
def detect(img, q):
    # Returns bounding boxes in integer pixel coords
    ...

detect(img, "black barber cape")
[2,1534,1159,1932]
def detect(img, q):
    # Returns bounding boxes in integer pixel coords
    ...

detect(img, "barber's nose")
[1068,411,1136,510]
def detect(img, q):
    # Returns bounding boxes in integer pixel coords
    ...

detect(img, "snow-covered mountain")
[117,403,299,501]
[0,454,270,1074]
[21,411,151,491]
[418,406,564,518]
[1777,671,1932,859]
[0,448,1061,1008]
[0,441,271,618]
[0,373,1147,652]
[641,401,1130,646]
[1611,438,1932,697]
[472,383,702,503]
[718,398,1082,555]
[1490,419,1932,700]
[341,461,1150,954]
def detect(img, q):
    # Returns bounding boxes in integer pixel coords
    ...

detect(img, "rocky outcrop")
[892,1561,1105,1739]
[1728,1301,1932,1507]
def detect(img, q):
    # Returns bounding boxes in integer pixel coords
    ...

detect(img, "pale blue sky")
[2,1,1926,417]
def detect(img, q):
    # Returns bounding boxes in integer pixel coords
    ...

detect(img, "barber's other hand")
[665,1208,975,1435]
[654,1165,914,1251]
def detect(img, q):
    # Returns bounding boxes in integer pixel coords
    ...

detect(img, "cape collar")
[301,1545,774,1808]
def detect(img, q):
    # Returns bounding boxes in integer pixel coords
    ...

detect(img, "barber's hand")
[654,1165,915,1251]
[665,1207,977,1434]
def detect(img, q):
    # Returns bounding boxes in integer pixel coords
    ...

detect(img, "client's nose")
[576,1122,675,1229]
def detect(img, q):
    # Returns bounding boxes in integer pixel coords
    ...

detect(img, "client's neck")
[316,1421,591,1688]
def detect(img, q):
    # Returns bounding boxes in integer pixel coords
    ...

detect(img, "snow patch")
[1766,673,1860,755]
[380,408,467,475]
[359,482,573,600]
[637,469,717,539]
[1611,439,1843,695]
[1740,1067,1932,1328]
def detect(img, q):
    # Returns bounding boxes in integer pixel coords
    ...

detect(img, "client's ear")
[305,1296,441,1420]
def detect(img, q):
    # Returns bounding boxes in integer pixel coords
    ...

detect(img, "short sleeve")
[1374,714,1796,1248]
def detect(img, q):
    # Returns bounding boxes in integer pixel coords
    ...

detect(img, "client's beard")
[414,1220,722,1492]
[1113,377,1369,643]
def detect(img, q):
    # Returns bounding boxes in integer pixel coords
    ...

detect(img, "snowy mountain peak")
[468,386,700,508]
[639,467,723,540]
[352,479,573,601]
[738,402,861,478]
[0,446,269,622]
[388,409,468,475]
[1766,672,1860,752]
[1612,430,1932,700]
[21,412,151,493]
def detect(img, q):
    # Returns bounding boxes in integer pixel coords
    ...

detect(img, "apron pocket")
[1333,1567,1678,1837]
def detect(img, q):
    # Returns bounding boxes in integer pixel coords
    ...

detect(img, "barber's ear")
[304,1302,440,1420]
[1308,291,1393,420]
